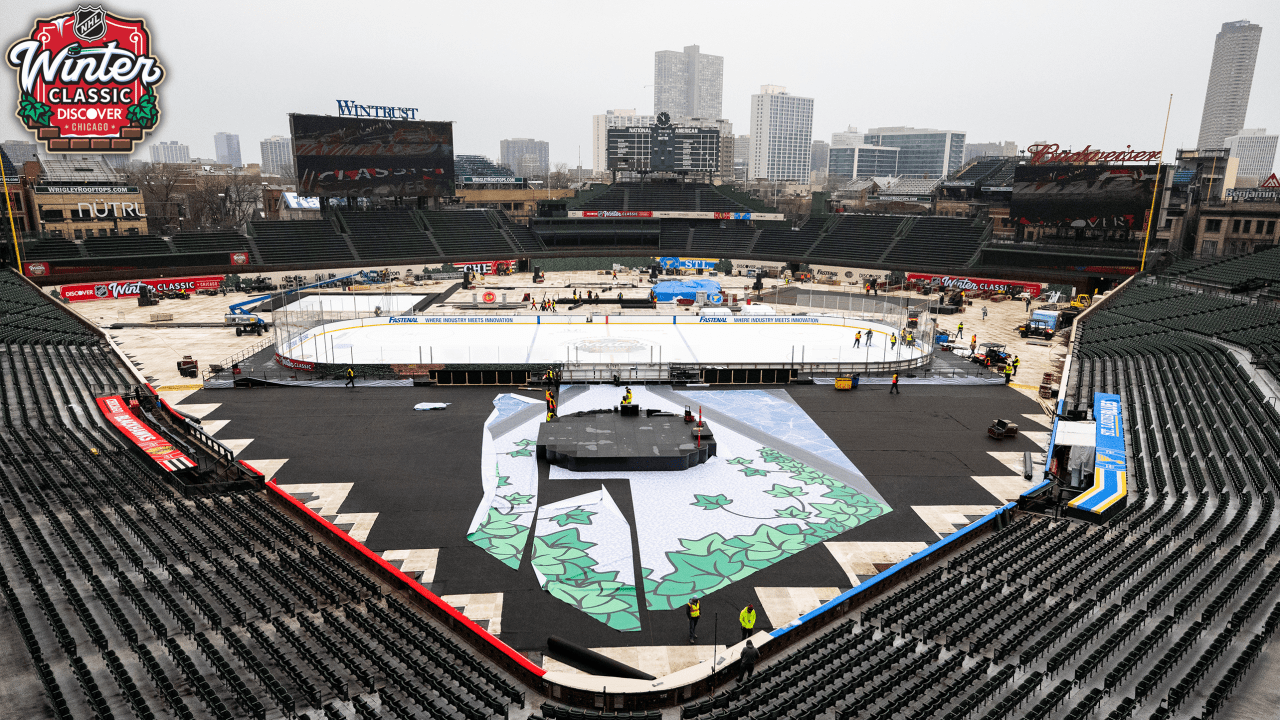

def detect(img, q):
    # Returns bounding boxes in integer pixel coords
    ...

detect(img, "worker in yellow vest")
[739,603,756,641]
[622,387,633,405]
[686,597,701,643]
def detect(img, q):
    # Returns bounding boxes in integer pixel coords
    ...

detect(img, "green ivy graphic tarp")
[465,394,544,568]
[552,386,891,612]
[531,487,641,632]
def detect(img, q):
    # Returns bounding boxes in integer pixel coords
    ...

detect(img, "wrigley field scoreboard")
[608,112,720,174]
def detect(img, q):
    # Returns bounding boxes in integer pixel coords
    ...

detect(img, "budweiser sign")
[6,6,166,153]
[1026,144,1161,166]
[60,274,223,302]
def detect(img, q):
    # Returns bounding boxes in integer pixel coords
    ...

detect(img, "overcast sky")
[4,0,1278,174]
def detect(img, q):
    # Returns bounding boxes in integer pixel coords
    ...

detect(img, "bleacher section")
[953,157,1008,183]
[660,221,691,252]
[752,220,821,258]
[884,216,988,267]
[82,235,172,258]
[808,215,906,265]
[169,232,253,258]
[340,209,438,262]
[690,224,755,256]
[249,219,353,265]
[1177,246,1280,291]
[421,210,515,257]
[19,237,85,261]
[0,269,529,719]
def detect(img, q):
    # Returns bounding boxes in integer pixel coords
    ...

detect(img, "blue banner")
[657,257,718,270]
[1069,392,1127,513]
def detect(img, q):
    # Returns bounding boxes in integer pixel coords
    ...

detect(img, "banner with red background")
[95,395,195,471]
[60,274,223,302]
[906,273,1043,298]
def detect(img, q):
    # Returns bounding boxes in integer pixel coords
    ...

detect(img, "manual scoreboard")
[607,112,720,174]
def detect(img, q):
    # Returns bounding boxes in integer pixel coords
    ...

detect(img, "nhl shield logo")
[73,5,107,41]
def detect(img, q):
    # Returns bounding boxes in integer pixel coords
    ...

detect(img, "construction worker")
[982,306,988,321]
[957,321,964,337]
[546,388,557,421]
[1003,363,1014,384]
[906,332,914,347]
[890,372,900,394]
[344,367,356,388]
[854,331,862,348]
[1012,356,1021,376]
[622,387,633,405]
[739,604,756,641]
[890,334,898,349]
[686,597,701,643]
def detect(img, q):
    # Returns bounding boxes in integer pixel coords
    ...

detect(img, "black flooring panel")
[192,382,1045,652]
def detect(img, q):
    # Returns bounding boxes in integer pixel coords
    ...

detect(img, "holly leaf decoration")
[691,493,733,511]
[550,508,596,527]
[18,94,52,126]
[126,89,159,128]
[765,483,806,498]
[503,492,533,507]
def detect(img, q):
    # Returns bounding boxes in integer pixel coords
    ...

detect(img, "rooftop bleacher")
[455,154,516,177]
[37,155,120,183]
[882,177,942,195]
[952,156,1007,183]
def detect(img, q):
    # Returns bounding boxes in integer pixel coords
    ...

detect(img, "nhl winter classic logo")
[6,5,165,153]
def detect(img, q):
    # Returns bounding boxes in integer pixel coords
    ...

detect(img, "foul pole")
[1140,94,1173,272]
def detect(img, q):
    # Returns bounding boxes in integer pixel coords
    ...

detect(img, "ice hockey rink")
[277,315,928,366]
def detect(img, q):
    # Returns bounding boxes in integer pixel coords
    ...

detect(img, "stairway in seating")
[803,214,843,257]
[483,210,524,255]
[411,209,445,256]
[876,216,918,263]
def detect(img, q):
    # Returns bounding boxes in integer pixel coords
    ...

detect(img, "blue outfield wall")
[771,501,1018,638]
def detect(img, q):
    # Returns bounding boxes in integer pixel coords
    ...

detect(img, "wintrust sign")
[60,274,223,301]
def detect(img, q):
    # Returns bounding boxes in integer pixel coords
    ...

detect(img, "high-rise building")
[830,126,864,148]
[863,127,965,178]
[734,134,750,181]
[149,141,190,164]
[962,141,1017,164]
[1197,20,1263,150]
[654,45,724,121]
[1223,129,1279,180]
[811,141,830,173]
[828,146,900,181]
[500,138,549,179]
[592,110,657,172]
[260,135,293,177]
[748,86,814,182]
[213,132,242,167]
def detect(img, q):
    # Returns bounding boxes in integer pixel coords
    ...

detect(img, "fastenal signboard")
[60,275,224,302]
[6,6,165,153]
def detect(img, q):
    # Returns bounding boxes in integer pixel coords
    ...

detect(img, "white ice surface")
[283,316,925,365]
[278,293,426,314]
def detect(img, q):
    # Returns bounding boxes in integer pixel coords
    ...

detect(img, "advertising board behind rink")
[60,275,223,302]
[290,114,454,198]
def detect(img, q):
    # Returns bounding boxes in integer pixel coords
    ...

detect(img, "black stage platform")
[193,382,1047,653]
[537,407,716,471]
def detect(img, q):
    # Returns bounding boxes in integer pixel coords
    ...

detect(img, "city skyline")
[1196,19,1263,149]
[2,1,1278,176]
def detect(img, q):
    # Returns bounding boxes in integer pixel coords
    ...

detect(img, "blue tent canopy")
[652,278,723,303]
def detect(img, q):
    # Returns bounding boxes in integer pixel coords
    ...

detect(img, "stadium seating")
[19,237,86,261]
[249,219,355,265]
[0,268,527,719]
[752,220,821,257]
[421,210,516,257]
[81,234,173,258]
[807,215,906,265]
[169,231,253,259]
[340,208,439,261]
[883,216,988,267]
